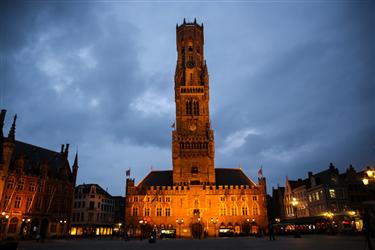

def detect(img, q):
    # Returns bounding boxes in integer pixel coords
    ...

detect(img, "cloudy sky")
[1,1,373,195]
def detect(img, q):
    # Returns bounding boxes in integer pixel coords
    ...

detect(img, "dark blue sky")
[1,1,374,195]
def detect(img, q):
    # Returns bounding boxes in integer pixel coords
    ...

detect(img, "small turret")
[72,151,79,186]
[0,109,6,139]
[8,114,17,141]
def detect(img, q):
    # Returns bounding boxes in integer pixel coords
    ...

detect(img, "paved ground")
[18,235,373,250]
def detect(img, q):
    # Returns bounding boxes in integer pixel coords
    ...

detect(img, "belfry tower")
[172,19,215,185]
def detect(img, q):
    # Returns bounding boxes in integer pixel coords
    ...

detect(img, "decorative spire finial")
[8,114,17,140]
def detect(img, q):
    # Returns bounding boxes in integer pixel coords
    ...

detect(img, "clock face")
[189,124,197,131]
[186,60,195,68]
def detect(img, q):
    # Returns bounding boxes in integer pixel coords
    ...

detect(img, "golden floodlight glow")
[291,197,299,207]
[362,178,369,185]
[366,169,374,178]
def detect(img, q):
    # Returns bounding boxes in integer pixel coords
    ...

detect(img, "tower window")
[193,101,199,115]
[186,100,192,115]
[188,46,193,52]
[191,167,198,174]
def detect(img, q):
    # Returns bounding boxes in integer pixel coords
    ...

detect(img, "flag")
[171,122,175,129]
[126,169,131,177]
[258,166,263,177]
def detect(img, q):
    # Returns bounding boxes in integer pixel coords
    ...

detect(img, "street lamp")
[362,167,375,185]
[291,197,300,238]
[176,218,184,239]
[210,218,218,237]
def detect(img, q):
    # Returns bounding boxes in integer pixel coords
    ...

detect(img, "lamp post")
[176,218,184,239]
[361,166,374,250]
[139,219,146,240]
[210,218,218,237]
[291,197,300,238]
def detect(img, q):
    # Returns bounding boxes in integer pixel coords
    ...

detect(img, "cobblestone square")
[17,235,372,250]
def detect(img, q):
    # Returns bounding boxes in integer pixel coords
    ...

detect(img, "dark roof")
[9,140,72,179]
[215,168,255,186]
[138,171,173,188]
[137,168,255,188]
[288,179,309,189]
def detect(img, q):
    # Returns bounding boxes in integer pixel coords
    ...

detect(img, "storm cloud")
[1,1,373,195]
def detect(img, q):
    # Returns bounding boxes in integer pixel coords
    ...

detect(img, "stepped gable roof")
[313,165,339,185]
[9,140,71,179]
[136,168,255,188]
[76,183,112,197]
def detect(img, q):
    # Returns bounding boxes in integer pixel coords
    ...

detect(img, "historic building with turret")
[0,109,78,240]
[124,20,268,239]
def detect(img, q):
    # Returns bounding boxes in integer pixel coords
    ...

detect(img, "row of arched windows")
[132,206,171,217]
[180,142,208,149]
[219,204,259,216]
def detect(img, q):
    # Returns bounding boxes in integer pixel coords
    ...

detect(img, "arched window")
[220,205,226,216]
[132,206,139,216]
[165,207,171,216]
[242,206,248,216]
[193,101,199,115]
[186,100,192,115]
[144,207,150,216]
[156,206,162,216]
[231,205,237,216]
[252,204,259,215]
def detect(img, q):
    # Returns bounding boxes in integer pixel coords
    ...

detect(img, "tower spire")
[8,114,17,141]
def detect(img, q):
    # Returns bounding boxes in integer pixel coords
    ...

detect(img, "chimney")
[64,143,70,157]
[61,144,65,154]
[308,172,313,178]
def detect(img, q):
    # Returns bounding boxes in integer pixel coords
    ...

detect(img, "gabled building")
[70,183,115,237]
[0,110,78,240]
[124,20,268,239]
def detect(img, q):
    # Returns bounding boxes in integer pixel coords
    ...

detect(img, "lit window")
[156,207,162,216]
[17,180,24,190]
[132,207,138,216]
[329,189,336,198]
[144,207,150,216]
[166,197,171,202]
[165,208,171,216]
[14,196,21,208]
[29,183,36,192]
[252,206,259,215]
[26,197,32,209]
[231,206,237,216]
[242,206,248,215]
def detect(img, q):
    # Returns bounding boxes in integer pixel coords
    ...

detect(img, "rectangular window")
[89,201,95,210]
[7,180,14,189]
[144,208,150,216]
[252,196,257,201]
[165,197,171,202]
[29,183,36,192]
[252,206,258,215]
[157,207,162,216]
[165,208,171,216]
[14,196,21,208]
[220,196,225,202]
[17,180,24,190]
[329,189,336,199]
[3,196,10,208]
[132,207,138,216]
[26,197,32,210]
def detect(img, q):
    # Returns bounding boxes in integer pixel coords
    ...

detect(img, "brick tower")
[172,19,215,185]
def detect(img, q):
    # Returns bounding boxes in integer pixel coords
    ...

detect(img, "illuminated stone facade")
[125,20,268,238]
[0,110,78,240]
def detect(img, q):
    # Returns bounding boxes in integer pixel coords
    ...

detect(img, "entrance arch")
[191,223,203,239]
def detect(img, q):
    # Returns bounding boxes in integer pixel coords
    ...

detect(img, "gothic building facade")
[125,20,268,238]
[0,110,78,240]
